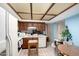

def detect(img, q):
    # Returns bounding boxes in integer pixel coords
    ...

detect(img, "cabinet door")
[33,23,38,29]
[36,23,40,31]
[18,22,26,31]
[18,22,45,32]
[42,23,45,31]
[39,37,46,47]
[27,22,33,27]
[40,23,44,32]
[18,22,21,31]
[22,38,28,49]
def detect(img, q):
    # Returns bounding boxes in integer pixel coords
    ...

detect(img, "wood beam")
[30,3,33,20]
[40,3,55,20]
[17,12,57,16]
[49,3,77,20]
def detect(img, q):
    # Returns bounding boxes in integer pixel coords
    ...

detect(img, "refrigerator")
[0,7,18,56]
[0,6,6,56]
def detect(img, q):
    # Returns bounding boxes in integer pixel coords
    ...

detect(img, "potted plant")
[61,26,72,42]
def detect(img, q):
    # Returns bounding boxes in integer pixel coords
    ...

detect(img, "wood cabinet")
[39,23,45,32]
[21,38,29,49]
[21,38,38,49]
[18,22,45,32]
[18,22,27,31]
[27,22,33,27]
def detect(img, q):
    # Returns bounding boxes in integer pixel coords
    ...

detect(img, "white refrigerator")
[0,6,6,56]
[6,12,18,56]
[0,7,18,56]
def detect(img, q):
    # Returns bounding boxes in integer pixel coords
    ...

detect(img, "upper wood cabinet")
[33,23,45,31]
[18,22,26,31]
[27,22,33,27]
[18,22,45,32]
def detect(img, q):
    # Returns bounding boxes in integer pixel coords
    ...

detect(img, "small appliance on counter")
[27,27,37,35]
[18,32,25,37]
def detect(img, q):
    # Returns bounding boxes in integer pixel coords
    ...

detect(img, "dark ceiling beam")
[17,12,57,16]
[7,3,23,19]
[30,3,33,20]
[49,3,77,20]
[40,3,55,20]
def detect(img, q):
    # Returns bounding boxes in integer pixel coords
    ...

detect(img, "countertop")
[18,34,47,41]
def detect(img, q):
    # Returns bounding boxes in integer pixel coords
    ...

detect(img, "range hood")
[27,27,37,30]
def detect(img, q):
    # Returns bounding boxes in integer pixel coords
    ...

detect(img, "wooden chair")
[28,38,38,56]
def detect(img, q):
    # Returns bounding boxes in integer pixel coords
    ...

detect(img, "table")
[58,44,79,56]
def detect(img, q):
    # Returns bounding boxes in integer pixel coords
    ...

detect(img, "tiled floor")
[19,46,57,56]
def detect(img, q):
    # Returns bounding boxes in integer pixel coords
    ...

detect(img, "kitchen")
[18,21,48,50]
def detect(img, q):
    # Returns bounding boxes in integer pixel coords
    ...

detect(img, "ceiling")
[7,3,77,21]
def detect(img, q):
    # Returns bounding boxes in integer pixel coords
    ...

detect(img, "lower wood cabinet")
[21,38,38,49]
[21,38,29,49]
[21,36,47,49]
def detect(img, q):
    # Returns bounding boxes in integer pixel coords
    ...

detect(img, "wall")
[49,13,79,47]
[65,14,79,46]
[46,24,51,41]
[49,23,58,42]
[49,21,65,42]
